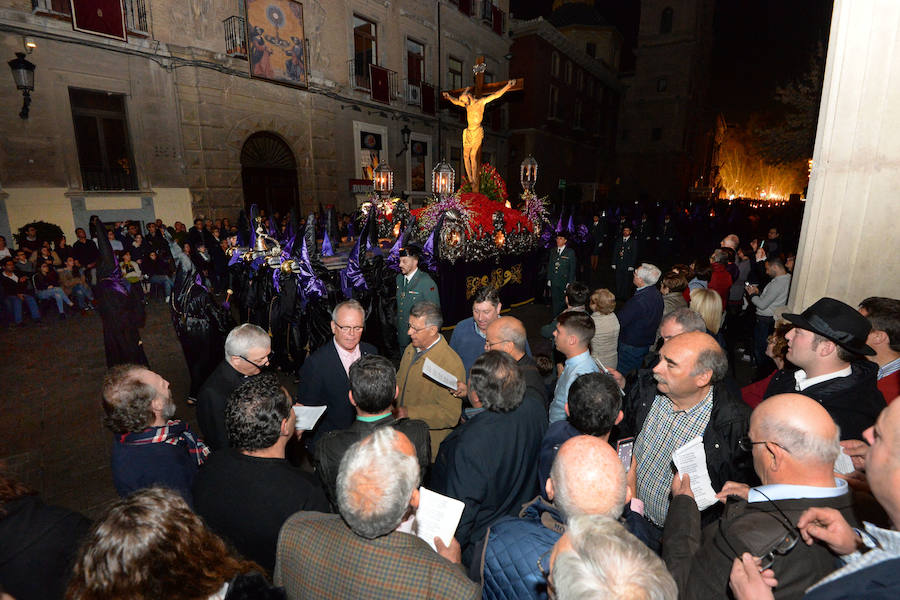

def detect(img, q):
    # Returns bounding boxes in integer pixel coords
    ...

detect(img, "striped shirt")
[634,388,714,527]
[878,356,900,380]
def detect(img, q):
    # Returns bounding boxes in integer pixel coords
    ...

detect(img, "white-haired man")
[274,427,478,599]
[616,263,664,375]
[550,514,677,600]
[297,299,378,448]
[197,323,271,451]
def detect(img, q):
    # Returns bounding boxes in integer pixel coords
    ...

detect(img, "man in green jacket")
[396,245,440,350]
[547,232,577,317]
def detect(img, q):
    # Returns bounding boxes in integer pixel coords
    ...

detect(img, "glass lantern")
[520,155,538,195]
[373,162,394,198]
[432,159,455,196]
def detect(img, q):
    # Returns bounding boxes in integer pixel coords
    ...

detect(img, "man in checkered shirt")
[617,331,753,546]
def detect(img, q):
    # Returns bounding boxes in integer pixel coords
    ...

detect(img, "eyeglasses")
[408,322,431,332]
[334,324,364,334]
[485,339,510,350]
[237,352,272,368]
[718,489,799,571]
[738,436,791,454]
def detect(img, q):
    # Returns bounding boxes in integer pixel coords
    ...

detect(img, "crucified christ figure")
[442,78,516,193]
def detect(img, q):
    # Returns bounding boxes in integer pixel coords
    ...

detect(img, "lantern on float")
[520,155,538,195]
[432,159,455,197]
[373,162,393,199]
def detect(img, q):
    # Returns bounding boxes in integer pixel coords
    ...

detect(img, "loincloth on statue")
[463,126,484,147]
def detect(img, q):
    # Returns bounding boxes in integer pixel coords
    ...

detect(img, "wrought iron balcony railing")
[224,16,248,58]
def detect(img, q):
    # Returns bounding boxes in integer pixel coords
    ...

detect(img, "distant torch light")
[520,155,538,194]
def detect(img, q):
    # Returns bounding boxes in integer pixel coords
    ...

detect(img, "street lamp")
[395,124,412,157]
[8,52,35,119]
[520,155,538,195]
[432,159,455,196]
[373,162,394,199]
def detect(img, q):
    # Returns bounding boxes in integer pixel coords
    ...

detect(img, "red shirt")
[877,371,900,404]
[708,263,732,311]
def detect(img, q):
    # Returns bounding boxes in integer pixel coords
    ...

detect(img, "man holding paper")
[396,301,466,458]
[275,427,478,599]
[663,394,858,599]
[621,331,752,541]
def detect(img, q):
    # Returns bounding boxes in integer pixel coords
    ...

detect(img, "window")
[409,137,428,192]
[576,70,584,91]
[657,77,667,92]
[551,52,560,77]
[548,85,559,119]
[651,127,663,141]
[69,88,138,191]
[448,56,463,90]
[353,15,377,89]
[450,145,463,182]
[660,7,673,34]
[586,42,596,58]
[564,61,572,84]
[32,0,70,15]
[574,100,583,129]
[406,38,424,105]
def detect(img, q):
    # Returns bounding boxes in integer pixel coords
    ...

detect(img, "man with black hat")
[547,232,577,318]
[764,297,886,440]
[396,244,440,350]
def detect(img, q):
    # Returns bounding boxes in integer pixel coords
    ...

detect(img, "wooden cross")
[443,56,524,190]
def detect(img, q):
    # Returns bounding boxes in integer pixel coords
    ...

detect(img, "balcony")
[224,16,247,58]
[124,0,149,35]
[80,166,139,192]
[348,59,399,97]
[31,0,70,16]
[406,81,421,106]
[32,0,148,34]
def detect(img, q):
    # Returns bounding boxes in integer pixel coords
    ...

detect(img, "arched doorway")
[240,132,299,217]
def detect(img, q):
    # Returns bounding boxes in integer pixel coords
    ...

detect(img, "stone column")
[790,0,900,310]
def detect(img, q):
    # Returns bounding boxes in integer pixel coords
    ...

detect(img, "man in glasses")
[663,393,858,599]
[297,300,378,449]
[197,323,271,451]
[731,398,900,599]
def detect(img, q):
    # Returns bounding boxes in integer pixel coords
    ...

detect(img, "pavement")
[0,265,753,521]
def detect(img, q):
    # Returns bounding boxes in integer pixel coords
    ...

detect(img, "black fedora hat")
[783,297,875,356]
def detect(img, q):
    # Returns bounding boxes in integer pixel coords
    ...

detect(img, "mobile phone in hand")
[617,437,635,473]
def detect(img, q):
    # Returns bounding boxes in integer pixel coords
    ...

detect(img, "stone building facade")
[507,2,622,205]
[615,0,717,205]
[0,0,511,242]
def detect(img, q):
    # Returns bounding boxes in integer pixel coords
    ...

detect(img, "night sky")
[510,0,834,125]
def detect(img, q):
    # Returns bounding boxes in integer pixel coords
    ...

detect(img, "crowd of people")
[2,209,900,600]
[0,218,242,327]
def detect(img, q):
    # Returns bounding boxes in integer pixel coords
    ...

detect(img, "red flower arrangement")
[460,164,509,206]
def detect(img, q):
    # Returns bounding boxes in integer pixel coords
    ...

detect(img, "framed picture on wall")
[245,0,308,88]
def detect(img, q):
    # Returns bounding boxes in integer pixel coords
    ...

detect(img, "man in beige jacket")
[396,301,465,458]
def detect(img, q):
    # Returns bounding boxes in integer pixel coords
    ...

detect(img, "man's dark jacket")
[296,339,378,447]
[619,370,755,525]
[663,491,858,599]
[197,360,246,451]
[765,361,885,440]
[805,557,900,600]
[431,391,548,566]
[519,353,548,410]
[313,414,431,505]
[617,285,664,347]
[612,235,638,268]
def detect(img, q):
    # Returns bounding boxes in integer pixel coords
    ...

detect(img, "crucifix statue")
[442,56,524,193]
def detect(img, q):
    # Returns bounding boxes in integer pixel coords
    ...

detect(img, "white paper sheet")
[834,447,856,475]
[411,487,466,551]
[422,357,459,390]
[672,436,718,511]
[292,405,327,430]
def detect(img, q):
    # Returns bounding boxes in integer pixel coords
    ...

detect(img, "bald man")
[483,316,546,407]
[663,394,858,599]
[619,331,753,545]
[731,399,900,600]
[480,435,644,600]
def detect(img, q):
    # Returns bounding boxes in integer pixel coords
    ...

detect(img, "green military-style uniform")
[396,269,440,350]
[547,245,577,317]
